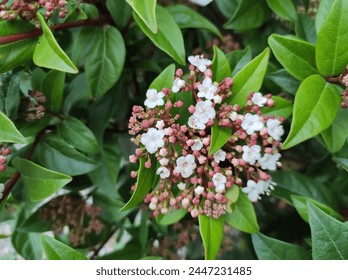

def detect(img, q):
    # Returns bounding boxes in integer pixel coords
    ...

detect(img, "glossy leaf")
[156,209,187,226]
[316,0,348,76]
[210,124,231,155]
[265,69,300,95]
[333,157,348,173]
[215,0,239,19]
[33,12,78,74]
[0,111,27,144]
[252,232,311,260]
[225,190,259,233]
[150,64,175,91]
[308,203,348,260]
[198,215,224,260]
[261,96,293,119]
[282,75,341,149]
[42,70,65,112]
[266,0,297,23]
[268,34,317,81]
[295,14,316,44]
[229,48,270,107]
[227,47,252,76]
[106,0,132,29]
[121,155,157,211]
[58,116,99,154]
[211,46,231,83]
[315,0,335,33]
[86,26,126,99]
[12,157,72,202]
[133,6,185,65]
[41,235,87,260]
[167,5,221,37]
[126,0,157,33]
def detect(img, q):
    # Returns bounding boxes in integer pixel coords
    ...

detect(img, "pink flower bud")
[129,155,137,163]
[145,160,152,168]
[176,68,183,76]
[188,105,195,114]
[190,209,199,218]
[175,100,183,108]
[0,165,6,172]
[165,101,173,110]
[0,156,7,164]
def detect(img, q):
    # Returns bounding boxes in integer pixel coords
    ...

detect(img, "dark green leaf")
[19,210,52,233]
[215,0,239,19]
[126,0,157,33]
[227,47,252,76]
[211,46,231,83]
[265,69,300,95]
[295,14,316,44]
[261,96,293,119]
[333,157,348,173]
[0,111,27,144]
[156,209,187,226]
[6,71,22,119]
[106,0,132,29]
[42,70,65,112]
[266,0,297,23]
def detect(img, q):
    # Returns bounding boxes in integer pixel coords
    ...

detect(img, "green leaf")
[58,116,99,154]
[38,135,99,176]
[198,215,224,260]
[215,0,239,19]
[19,210,52,233]
[291,194,343,223]
[333,157,348,173]
[261,96,293,119]
[229,48,270,107]
[0,21,37,74]
[225,190,260,233]
[282,75,341,149]
[41,235,87,260]
[167,5,221,37]
[308,203,348,260]
[212,46,231,83]
[252,232,311,260]
[12,157,72,202]
[121,155,157,211]
[126,0,157,33]
[149,64,175,91]
[106,0,132,29]
[265,69,300,95]
[209,124,231,155]
[266,0,297,23]
[33,12,78,74]
[133,5,185,65]
[321,108,348,153]
[5,71,22,119]
[295,14,316,45]
[42,70,65,112]
[0,111,27,144]
[316,0,348,76]
[227,47,252,76]
[315,0,335,34]
[85,26,126,99]
[156,209,187,226]
[268,34,317,81]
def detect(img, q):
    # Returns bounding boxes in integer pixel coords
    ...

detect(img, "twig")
[90,226,117,259]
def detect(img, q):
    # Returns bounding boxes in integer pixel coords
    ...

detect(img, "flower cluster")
[0,146,11,173]
[128,55,284,219]
[0,0,68,21]
[21,89,46,121]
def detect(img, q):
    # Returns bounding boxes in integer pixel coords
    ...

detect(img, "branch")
[90,226,117,259]
[325,76,341,84]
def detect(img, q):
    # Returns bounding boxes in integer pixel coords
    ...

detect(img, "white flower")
[197,77,217,100]
[213,95,222,104]
[229,111,239,121]
[251,92,267,107]
[144,89,165,108]
[213,149,226,163]
[212,173,226,193]
[191,139,203,151]
[188,55,212,72]
[156,120,165,130]
[182,197,190,208]
[194,185,205,195]
[242,145,261,165]
[189,0,214,6]
[156,167,170,179]
[174,154,197,178]
[267,119,284,141]
[193,100,216,124]
[258,153,281,171]
[172,78,186,93]
[140,128,165,154]
[159,158,169,166]
[243,180,262,202]
[188,115,206,130]
[177,182,186,191]
[241,113,264,135]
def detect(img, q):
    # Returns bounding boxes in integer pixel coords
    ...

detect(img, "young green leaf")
[266,0,297,23]
[225,190,260,233]
[126,0,157,33]
[198,215,224,260]
[133,6,185,65]
[121,155,157,211]
[156,209,187,226]
[308,202,348,260]
[252,232,311,260]
[315,0,335,34]
[261,96,293,119]
[167,5,221,37]
[33,12,78,74]
[85,26,126,99]
[58,116,99,154]
[316,0,348,76]
[268,34,317,81]
[149,64,175,91]
[42,70,65,112]
[227,47,252,76]
[209,124,231,155]
[41,235,87,260]
[282,75,341,149]
[229,48,270,107]
[0,111,27,144]
[12,157,72,202]
[211,46,232,83]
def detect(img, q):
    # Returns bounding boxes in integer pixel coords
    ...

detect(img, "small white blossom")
[191,139,203,151]
[149,202,157,210]
[267,119,284,141]
[251,92,267,107]
[172,78,186,93]
[177,182,186,191]
[193,100,216,124]
[194,185,205,195]
[189,0,214,6]
[174,154,197,178]
[159,158,169,166]
[140,128,165,154]
[156,120,165,130]
[188,55,212,72]
[229,111,239,121]
[242,145,261,165]
[213,95,222,104]
[156,167,170,179]
[241,113,264,135]
[258,153,281,171]
[212,173,227,193]
[182,197,190,208]
[243,180,262,202]
[213,149,226,163]
[144,89,165,108]
[197,77,217,100]
[188,115,206,130]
